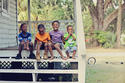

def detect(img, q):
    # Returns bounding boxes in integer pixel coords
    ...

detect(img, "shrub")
[93,30,116,48]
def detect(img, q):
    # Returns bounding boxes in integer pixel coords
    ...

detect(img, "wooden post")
[16,0,18,45]
[28,0,31,32]
[73,0,86,83]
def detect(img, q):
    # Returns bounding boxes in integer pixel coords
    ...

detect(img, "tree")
[18,0,73,21]
[81,0,125,47]
[18,0,28,21]
[116,0,122,47]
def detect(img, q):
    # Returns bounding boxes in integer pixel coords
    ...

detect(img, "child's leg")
[18,41,25,54]
[16,41,25,59]
[72,46,77,59]
[66,51,70,59]
[26,40,30,50]
[43,43,48,60]
[48,42,54,60]
[54,43,66,60]
[29,42,35,59]
[72,50,76,59]
[29,42,33,53]
[36,42,42,60]
[65,47,70,59]
[23,42,27,50]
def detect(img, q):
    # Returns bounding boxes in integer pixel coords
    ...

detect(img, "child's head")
[20,23,27,32]
[38,24,45,35]
[67,25,73,33]
[52,20,60,31]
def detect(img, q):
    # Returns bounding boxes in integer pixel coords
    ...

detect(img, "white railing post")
[73,0,86,83]
[32,61,37,82]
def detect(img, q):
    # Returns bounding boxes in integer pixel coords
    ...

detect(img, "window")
[0,0,9,16]
[0,0,2,12]
[3,0,8,11]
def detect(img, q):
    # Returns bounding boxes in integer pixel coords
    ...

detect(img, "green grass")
[86,56,125,83]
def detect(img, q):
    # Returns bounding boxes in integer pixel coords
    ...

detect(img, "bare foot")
[43,55,48,60]
[72,57,76,59]
[36,56,40,60]
[66,56,70,59]
[61,56,67,60]
[49,56,54,60]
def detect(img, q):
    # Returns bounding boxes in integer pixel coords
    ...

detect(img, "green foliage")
[94,30,107,44]
[81,0,95,11]
[18,0,28,21]
[93,30,116,48]
[83,9,92,30]
[18,0,73,21]
[83,8,93,40]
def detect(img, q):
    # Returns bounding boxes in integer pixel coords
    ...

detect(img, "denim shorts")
[65,46,77,52]
[52,42,64,50]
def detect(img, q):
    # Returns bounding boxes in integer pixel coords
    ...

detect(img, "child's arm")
[26,40,30,50]
[61,32,65,44]
[62,36,65,44]
[18,34,23,42]
[71,33,76,41]
[28,33,32,42]
[64,34,70,41]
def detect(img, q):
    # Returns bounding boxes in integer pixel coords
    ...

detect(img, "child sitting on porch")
[64,25,77,59]
[34,24,54,60]
[49,20,67,60]
[16,23,35,59]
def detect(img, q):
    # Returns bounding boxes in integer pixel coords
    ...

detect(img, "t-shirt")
[18,32,32,42]
[35,32,50,43]
[49,30,64,43]
[64,33,76,48]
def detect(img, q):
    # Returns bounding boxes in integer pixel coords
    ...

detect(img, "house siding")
[0,0,17,48]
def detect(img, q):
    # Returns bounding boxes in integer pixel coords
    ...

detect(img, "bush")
[93,30,116,48]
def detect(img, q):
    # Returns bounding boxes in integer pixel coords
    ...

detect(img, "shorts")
[52,42,64,50]
[65,46,77,53]
[40,42,46,50]
[19,42,33,49]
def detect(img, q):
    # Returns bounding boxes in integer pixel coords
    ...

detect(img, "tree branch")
[103,3,125,31]
[104,0,112,11]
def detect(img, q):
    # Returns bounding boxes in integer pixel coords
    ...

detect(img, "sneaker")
[15,54,22,59]
[29,53,36,59]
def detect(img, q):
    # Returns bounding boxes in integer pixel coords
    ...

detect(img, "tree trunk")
[88,6,98,30]
[116,0,122,48]
[97,0,104,30]
[103,9,118,31]
[88,0,104,30]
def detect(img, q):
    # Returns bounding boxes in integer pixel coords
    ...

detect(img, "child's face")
[52,22,59,31]
[39,27,45,35]
[67,26,73,33]
[22,24,27,32]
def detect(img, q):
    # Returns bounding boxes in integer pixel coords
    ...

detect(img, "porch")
[0,0,86,83]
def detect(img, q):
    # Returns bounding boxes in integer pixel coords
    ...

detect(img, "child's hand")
[27,47,29,51]
[69,31,72,36]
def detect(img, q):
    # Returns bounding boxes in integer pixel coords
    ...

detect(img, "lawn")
[86,55,125,83]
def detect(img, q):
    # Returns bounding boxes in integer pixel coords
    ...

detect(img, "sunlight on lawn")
[86,56,125,83]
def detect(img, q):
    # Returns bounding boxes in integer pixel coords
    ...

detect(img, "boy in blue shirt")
[16,23,35,59]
